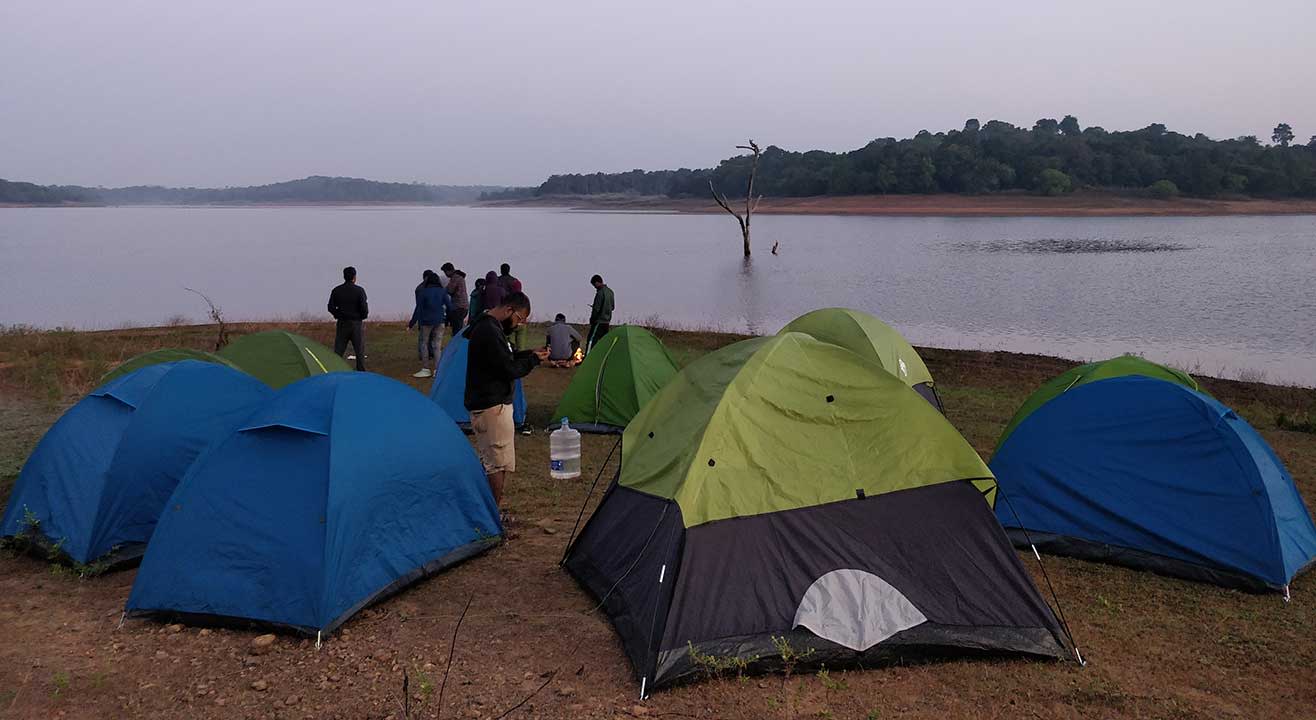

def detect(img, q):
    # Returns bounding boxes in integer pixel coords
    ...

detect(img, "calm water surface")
[1,206,1313,385]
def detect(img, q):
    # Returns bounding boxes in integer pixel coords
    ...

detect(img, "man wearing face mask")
[464,291,549,521]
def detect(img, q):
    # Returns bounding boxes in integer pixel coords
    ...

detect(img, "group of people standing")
[326,263,617,524]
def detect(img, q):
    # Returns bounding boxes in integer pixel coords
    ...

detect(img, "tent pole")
[999,488,1085,666]
[560,435,622,565]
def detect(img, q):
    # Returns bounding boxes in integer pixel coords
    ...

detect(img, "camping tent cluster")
[3,314,1313,695]
[2,332,502,636]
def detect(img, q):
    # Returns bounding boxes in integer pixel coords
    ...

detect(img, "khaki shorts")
[470,403,516,474]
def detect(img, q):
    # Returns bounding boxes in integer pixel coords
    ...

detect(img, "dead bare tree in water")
[710,140,762,257]
[184,288,228,351]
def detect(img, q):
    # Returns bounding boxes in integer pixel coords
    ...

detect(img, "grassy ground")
[0,322,1314,719]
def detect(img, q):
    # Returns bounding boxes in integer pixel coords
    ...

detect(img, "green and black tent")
[780,308,942,411]
[218,331,351,389]
[564,333,1072,693]
[552,326,680,433]
[101,348,242,384]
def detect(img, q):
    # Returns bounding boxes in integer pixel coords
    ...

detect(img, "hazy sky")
[3,0,1313,188]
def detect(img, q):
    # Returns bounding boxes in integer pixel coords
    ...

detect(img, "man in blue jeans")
[408,270,452,378]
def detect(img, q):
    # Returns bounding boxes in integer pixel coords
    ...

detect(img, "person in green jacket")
[587,274,615,353]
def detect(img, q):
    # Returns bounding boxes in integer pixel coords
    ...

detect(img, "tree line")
[532,119,1316,199]
[1,176,513,205]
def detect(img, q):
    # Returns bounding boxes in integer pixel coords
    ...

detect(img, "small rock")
[214,698,226,707]
[541,526,558,535]
[198,629,212,637]
[631,705,650,716]
[285,694,300,706]
[372,649,391,662]
[422,663,435,671]
[251,679,269,692]
[555,686,576,698]
[167,624,184,634]
[250,634,276,655]
[154,650,168,660]
[461,707,482,719]
[111,643,124,652]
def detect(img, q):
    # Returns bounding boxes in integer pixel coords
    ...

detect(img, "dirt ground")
[486,192,1316,217]
[1,322,1314,719]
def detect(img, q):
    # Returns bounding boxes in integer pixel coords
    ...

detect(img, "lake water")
[1,206,1313,386]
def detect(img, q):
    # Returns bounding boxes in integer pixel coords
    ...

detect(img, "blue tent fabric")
[428,334,527,426]
[126,372,501,634]
[991,376,1316,590]
[0,361,271,564]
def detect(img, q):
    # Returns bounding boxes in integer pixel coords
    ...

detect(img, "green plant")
[687,642,754,681]
[770,635,815,680]
[1147,179,1180,199]
[816,666,847,692]
[1277,412,1316,434]
[866,711,882,720]
[51,671,70,698]
[415,668,435,699]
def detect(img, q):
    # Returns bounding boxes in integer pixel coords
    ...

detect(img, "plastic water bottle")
[550,417,582,480]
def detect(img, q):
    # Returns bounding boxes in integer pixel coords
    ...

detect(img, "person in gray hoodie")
[441,262,469,335]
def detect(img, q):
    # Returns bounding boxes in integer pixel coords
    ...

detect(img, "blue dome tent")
[428,334,527,427]
[0,361,272,566]
[126,372,501,636]
[991,375,1316,592]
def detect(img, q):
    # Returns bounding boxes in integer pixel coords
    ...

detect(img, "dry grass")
[0,323,1314,718]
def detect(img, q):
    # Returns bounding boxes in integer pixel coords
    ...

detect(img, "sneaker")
[412,368,433,378]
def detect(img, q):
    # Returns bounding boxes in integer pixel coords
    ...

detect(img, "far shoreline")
[5,192,1316,217]
[480,191,1316,218]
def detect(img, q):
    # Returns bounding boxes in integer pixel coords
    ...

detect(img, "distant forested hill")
[536,118,1316,199]
[0,175,519,205]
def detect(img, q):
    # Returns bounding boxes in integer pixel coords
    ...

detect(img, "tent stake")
[117,612,125,630]
[315,631,322,650]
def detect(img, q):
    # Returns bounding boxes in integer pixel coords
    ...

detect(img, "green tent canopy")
[780,308,941,411]
[101,348,242,384]
[218,331,351,389]
[552,326,680,433]
[565,333,1071,692]
[996,354,1200,448]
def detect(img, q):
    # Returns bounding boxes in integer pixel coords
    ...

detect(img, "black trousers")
[587,322,611,352]
[334,320,366,370]
[448,307,468,336]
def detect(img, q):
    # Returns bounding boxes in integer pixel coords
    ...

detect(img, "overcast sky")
[3,0,1313,188]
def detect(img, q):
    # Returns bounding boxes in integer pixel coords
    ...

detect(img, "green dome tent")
[218,331,351,389]
[564,333,1071,692]
[996,355,1200,448]
[781,308,942,411]
[552,326,680,433]
[101,348,241,384]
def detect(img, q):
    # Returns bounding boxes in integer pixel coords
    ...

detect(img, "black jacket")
[464,314,538,412]
[328,282,369,321]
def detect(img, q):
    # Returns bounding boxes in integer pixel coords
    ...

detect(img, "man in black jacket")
[465,291,547,513]
[328,266,369,371]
